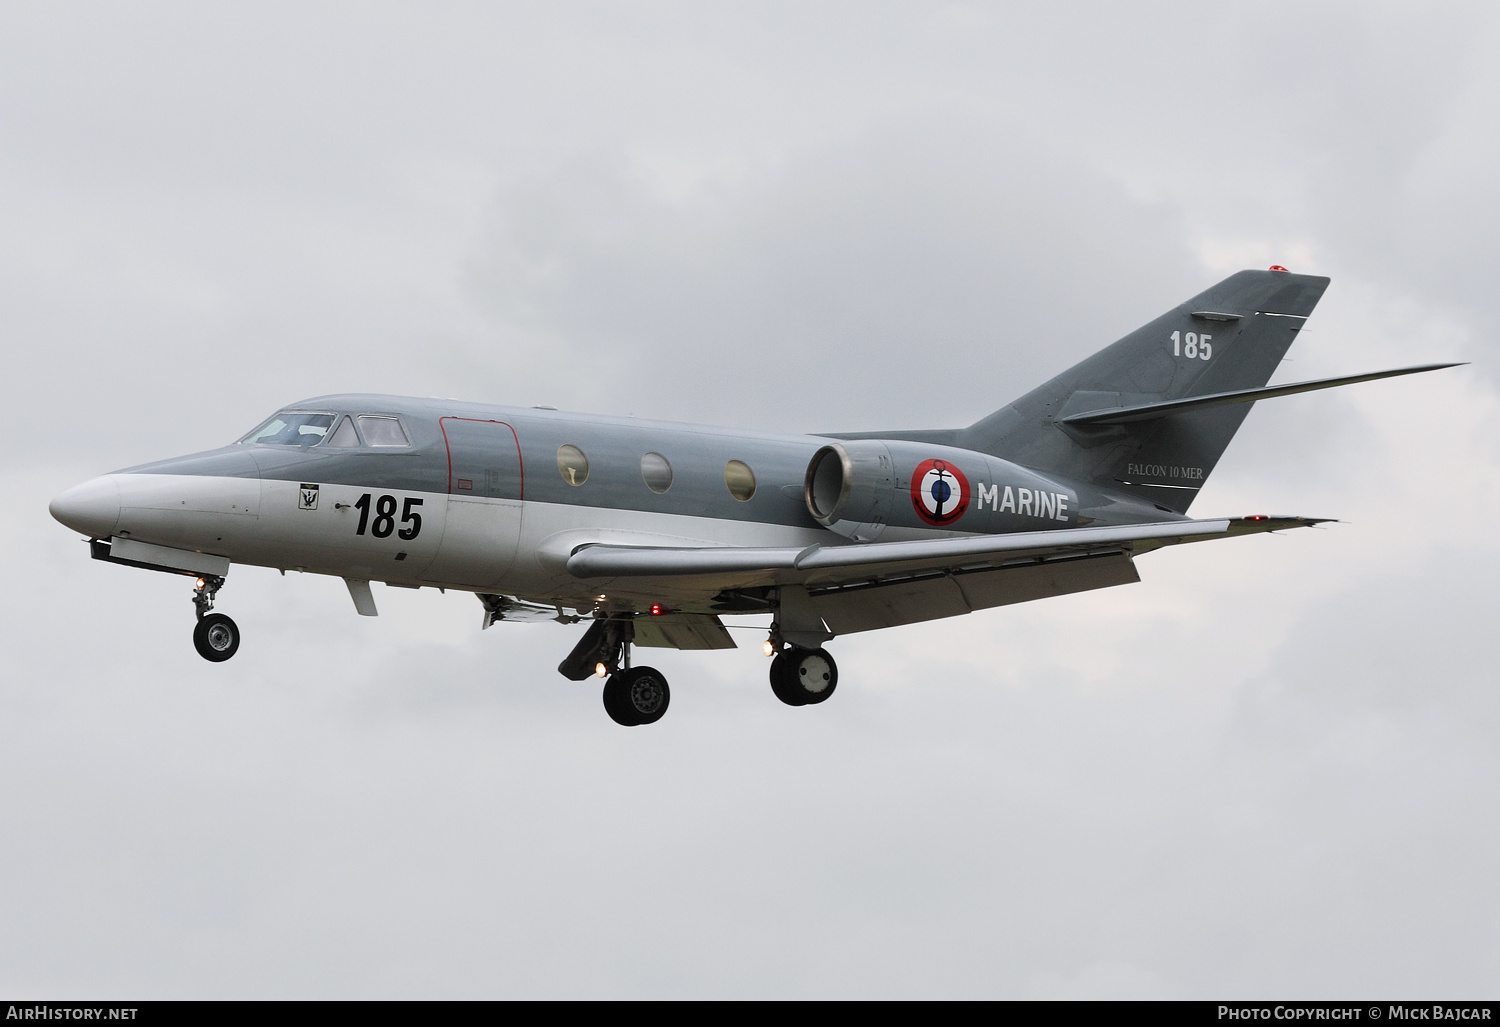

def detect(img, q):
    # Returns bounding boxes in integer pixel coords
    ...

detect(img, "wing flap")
[632,613,737,650]
[812,550,1141,634]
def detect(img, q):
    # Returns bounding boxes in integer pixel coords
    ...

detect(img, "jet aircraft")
[49,269,1458,725]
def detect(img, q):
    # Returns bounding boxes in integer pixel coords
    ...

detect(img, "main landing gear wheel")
[193,613,240,663]
[602,666,671,726]
[770,647,838,706]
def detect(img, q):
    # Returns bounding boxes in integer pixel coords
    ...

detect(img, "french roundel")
[910,458,970,526]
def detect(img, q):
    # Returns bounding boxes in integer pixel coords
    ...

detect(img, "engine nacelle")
[804,439,1079,541]
[805,440,896,541]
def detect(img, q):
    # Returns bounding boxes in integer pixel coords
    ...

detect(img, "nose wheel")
[770,647,838,706]
[193,613,240,662]
[191,574,240,662]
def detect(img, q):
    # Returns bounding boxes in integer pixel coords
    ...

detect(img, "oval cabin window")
[641,452,673,494]
[724,460,756,502]
[557,444,589,486]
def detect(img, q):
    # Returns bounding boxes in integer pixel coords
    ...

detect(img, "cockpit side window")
[357,415,410,447]
[325,416,361,448]
[241,412,336,447]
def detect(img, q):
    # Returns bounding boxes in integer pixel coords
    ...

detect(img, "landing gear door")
[421,417,525,589]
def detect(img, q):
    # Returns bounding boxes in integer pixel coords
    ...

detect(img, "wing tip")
[1237,514,1338,529]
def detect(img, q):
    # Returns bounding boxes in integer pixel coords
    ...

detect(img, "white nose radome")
[49,475,122,539]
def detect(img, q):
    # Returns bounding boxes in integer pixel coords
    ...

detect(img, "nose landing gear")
[193,614,240,662]
[191,575,240,662]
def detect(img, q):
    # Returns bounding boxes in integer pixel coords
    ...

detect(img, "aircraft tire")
[602,668,671,726]
[193,613,240,663]
[601,673,636,725]
[769,654,808,707]
[620,666,670,725]
[780,647,838,705]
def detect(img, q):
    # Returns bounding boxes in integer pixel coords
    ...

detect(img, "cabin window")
[558,444,589,486]
[641,452,673,494]
[326,416,361,448]
[357,415,410,447]
[725,460,756,501]
[241,412,336,447]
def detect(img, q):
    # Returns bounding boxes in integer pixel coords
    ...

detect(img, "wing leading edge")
[564,515,1326,581]
[566,515,1328,637]
[566,516,1323,580]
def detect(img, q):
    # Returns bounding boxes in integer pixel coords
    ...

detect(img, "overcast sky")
[3,1,1499,998]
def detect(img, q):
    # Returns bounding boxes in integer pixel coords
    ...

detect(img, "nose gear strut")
[190,575,240,662]
[192,575,224,620]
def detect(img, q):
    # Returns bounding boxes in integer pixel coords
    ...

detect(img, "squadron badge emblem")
[910,458,969,526]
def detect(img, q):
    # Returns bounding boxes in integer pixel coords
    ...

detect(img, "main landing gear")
[557,617,671,726]
[191,575,240,662]
[558,616,841,725]
[769,646,838,707]
[597,633,671,727]
[603,666,670,727]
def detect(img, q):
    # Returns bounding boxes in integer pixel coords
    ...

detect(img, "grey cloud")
[3,1,1499,999]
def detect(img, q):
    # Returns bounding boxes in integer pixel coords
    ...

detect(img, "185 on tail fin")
[961,269,1331,513]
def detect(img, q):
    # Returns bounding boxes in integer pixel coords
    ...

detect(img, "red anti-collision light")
[650,604,666,616]
[1268,265,1289,272]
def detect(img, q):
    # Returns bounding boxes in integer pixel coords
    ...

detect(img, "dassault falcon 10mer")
[49,268,1457,725]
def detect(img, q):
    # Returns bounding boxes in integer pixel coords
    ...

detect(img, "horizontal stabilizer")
[1060,363,1463,427]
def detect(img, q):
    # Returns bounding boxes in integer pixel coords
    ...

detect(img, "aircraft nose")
[49,475,122,538]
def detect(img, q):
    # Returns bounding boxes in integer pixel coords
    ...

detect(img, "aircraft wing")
[566,516,1322,579]
[566,516,1328,636]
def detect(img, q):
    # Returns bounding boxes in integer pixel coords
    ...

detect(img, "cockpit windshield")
[241,412,337,447]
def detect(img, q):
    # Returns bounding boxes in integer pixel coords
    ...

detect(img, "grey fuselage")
[50,393,1174,617]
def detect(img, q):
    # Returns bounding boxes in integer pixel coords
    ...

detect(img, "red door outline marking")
[439,417,525,500]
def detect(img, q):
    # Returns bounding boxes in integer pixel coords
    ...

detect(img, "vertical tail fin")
[960,269,1330,513]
